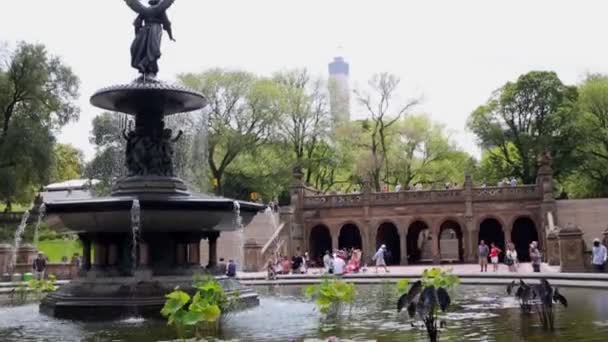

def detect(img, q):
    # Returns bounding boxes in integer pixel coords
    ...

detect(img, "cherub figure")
[124,0,176,79]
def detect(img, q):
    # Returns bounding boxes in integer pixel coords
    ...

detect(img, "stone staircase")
[200,209,287,270]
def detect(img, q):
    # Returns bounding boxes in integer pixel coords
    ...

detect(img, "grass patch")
[37,239,82,262]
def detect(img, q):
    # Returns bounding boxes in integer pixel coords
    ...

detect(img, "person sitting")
[226,259,237,277]
[281,257,292,275]
[332,253,346,276]
[217,258,227,274]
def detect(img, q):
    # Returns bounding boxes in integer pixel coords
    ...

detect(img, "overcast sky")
[2,0,608,160]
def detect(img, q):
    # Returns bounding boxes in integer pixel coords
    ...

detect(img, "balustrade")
[301,185,539,209]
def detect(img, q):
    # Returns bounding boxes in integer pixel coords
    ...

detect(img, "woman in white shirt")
[505,242,518,272]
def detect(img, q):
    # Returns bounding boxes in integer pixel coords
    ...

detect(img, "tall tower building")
[328,56,350,124]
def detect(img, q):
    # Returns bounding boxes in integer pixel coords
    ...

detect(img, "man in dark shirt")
[33,252,47,280]
[292,254,303,273]
[226,259,237,277]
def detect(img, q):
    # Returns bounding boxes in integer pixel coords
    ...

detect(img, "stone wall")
[556,199,608,250]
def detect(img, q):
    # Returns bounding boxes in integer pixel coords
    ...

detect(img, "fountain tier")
[42,78,264,320]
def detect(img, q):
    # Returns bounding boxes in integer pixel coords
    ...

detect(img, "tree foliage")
[180,69,283,195]
[468,71,579,184]
[0,42,79,208]
[564,74,608,197]
[50,144,85,183]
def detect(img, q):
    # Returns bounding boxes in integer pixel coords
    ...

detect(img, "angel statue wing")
[124,0,176,16]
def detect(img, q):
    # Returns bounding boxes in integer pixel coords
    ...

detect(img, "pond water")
[1,284,608,341]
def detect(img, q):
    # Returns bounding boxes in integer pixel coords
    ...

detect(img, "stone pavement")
[237,263,608,289]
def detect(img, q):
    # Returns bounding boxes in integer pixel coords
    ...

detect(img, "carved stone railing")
[472,185,540,201]
[303,194,363,208]
[302,185,540,209]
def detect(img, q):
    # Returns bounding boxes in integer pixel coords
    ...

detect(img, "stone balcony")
[302,185,541,209]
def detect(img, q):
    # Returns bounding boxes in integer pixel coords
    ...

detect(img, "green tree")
[50,144,85,183]
[180,69,283,196]
[0,42,80,208]
[85,112,129,195]
[389,115,474,188]
[354,72,419,190]
[565,74,608,197]
[273,69,332,184]
[468,71,579,184]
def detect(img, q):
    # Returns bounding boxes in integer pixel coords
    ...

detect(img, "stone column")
[93,242,107,267]
[463,174,476,263]
[138,242,149,266]
[175,243,187,266]
[467,226,478,263]
[400,225,408,265]
[187,242,200,265]
[243,239,263,272]
[82,238,92,271]
[431,226,440,265]
[546,232,560,266]
[558,223,585,272]
[207,232,219,268]
[107,244,119,266]
[330,227,339,252]
[0,243,12,274]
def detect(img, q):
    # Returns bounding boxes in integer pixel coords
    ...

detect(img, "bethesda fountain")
[40,0,263,320]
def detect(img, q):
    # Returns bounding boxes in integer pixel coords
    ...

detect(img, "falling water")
[130,199,141,274]
[234,201,244,271]
[33,203,46,247]
[9,210,31,273]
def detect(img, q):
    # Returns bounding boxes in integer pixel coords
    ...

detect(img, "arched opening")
[478,218,505,260]
[376,223,401,265]
[511,217,538,262]
[406,221,431,264]
[338,224,362,250]
[309,225,332,266]
[439,220,463,262]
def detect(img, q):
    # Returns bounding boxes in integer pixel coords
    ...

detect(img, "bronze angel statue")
[124,0,176,78]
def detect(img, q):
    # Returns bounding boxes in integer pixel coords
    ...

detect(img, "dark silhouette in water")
[507,278,568,330]
[397,280,451,342]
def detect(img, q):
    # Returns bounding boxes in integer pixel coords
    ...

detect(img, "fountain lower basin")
[40,275,258,320]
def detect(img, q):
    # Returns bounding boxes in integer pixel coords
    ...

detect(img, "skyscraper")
[328,56,350,124]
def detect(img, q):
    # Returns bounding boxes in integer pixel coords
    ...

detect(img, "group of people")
[478,240,542,272]
[497,177,518,187]
[322,248,363,275]
[266,251,309,279]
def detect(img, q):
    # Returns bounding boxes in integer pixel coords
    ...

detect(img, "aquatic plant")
[396,268,460,342]
[304,277,356,318]
[506,278,567,330]
[9,274,57,305]
[161,277,226,338]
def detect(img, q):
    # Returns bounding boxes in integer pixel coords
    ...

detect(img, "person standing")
[332,253,345,276]
[478,240,489,272]
[530,242,542,273]
[323,250,332,274]
[32,252,47,280]
[395,183,402,192]
[490,243,502,272]
[592,238,607,272]
[300,252,309,274]
[505,243,518,272]
[373,245,389,273]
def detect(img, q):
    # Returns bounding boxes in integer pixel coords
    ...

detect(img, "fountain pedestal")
[41,78,263,320]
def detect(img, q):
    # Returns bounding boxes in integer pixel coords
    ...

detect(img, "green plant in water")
[396,268,460,342]
[9,274,57,305]
[304,277,356,319]
[161,277,226,338]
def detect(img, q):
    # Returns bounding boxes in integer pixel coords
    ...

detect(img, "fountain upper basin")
[45,195,263,233]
